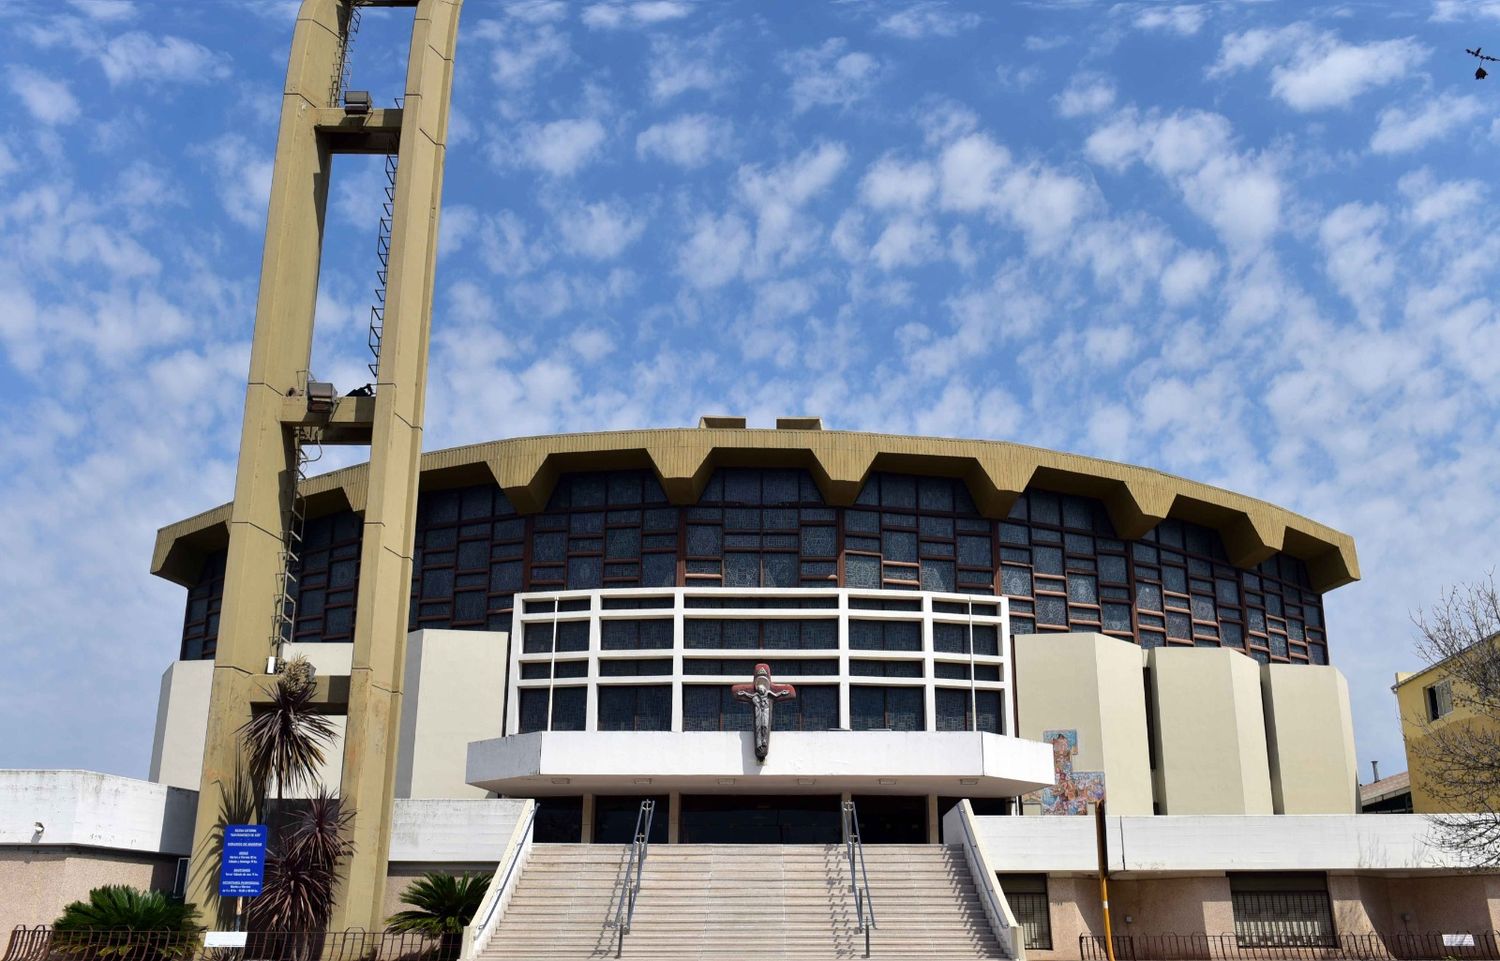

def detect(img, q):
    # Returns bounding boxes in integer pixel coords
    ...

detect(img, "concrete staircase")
[479,842,1009,961]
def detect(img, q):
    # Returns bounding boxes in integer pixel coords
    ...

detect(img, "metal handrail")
[841,799,877,958]
[613,799,655,958]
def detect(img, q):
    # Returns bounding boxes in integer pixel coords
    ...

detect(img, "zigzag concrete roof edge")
[151,428,1359,592]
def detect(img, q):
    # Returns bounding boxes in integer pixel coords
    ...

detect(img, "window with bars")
[180,550,225,660]
[1229,874,1335,948]
[850,685,925,731]
[290,511,364,645]
[682,658,839,676]
[684,468,836,587]
[532,471,679,593]
[682,684,838,731]
[995,875,1051,950]
[597,684,672,731]
[683,618,837,650]
[845,473,995,595]
[517,686,586,733]
[935,688,1004,733]
[179,471,1331,670]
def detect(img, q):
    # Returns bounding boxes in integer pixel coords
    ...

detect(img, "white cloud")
[1055,74,1116,118]
[1159,249,1219,306]
[9,68,79,126]
[1087,108,1282,252]
[780,39,880,114]
[1397,169,1488,227]
[636,113,732,168]
[935,131,1092,251]
[66,0,136,20]
[878,2,981,39]
[1319,202,1394,321]
[518,118,607,176]
[98,32,228,85]
[582,1,692,29]
[569,326,615,362]
[476,16,570,109]
[1210,24,1429,111]
[737,143,849,272]
[1431,0,1500,21]
[677,211,751,288]
[648,31,733,101]
[554,199,646,259]
[870,216,940,270]
[860,157,936,211]
[938,133,1011,212]
[1370,92,1485,154]
[199,134,273,229]
[1135,4,1207,35]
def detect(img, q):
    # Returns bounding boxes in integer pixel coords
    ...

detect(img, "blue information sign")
[218,824,268,898]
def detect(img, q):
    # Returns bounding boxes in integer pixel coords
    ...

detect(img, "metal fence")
[3,928,450,961]
[1080,932,1500,961]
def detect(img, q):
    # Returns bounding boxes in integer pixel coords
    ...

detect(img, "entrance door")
[851,794,928,843]
[593,794,670,844]
[679,794,841,843]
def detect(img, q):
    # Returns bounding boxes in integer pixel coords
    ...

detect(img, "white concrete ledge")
[976,813,1475,875]
[0,770,196,856]
[389,798,527,863]
[467,730,1055,797]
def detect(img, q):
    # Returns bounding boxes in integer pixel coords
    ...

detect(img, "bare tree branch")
[1407,573,1500,867]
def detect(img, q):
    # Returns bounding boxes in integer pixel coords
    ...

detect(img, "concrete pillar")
[184,0,466,932]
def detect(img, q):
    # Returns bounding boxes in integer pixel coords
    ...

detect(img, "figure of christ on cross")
[732,663,797,762]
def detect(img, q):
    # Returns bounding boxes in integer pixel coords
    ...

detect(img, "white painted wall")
[974,814,1470,874]
[467,729,1055,796]
[0,770,196,855]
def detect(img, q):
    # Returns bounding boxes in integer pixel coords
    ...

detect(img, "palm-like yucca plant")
[386,872,494,959]
[238,656,336,810]
[53,886,201,961]
[248,790,355,936]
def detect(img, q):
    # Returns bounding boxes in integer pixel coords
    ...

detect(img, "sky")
[0,0,1497,783]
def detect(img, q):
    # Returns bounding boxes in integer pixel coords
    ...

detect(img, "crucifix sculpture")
[732,663,797,762]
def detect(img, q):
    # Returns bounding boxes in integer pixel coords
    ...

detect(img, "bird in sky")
[1468,46,1499,79]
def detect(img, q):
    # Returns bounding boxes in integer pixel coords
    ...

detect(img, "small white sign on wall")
[204,932,248,948]
[1443,934,1476,948]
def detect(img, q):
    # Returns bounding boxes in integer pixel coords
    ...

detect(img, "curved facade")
[165,427,1353,669]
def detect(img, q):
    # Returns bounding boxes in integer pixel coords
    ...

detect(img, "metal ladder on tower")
[369,144,397,380]
[269,420,323,669]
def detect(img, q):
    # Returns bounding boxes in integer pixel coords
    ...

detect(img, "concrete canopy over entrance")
[466,729,1055,797]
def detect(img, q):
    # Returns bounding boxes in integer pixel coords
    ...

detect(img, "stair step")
[481,843,1009,961]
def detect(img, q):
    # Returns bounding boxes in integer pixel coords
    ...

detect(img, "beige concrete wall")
[1110,876,1231,934]
[153,629,506,803]
[0,847,178,935]
[1016,633,1154,816]
[1385,874,1500,933]
[1261,663,1358,814]
[395,630,509,799]
[1150,647,1273,815]
[148,660,213,790]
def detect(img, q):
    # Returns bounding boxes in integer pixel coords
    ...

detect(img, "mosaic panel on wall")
[181,468,1327,666]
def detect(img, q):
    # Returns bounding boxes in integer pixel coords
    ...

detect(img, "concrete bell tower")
[184,0,464,931]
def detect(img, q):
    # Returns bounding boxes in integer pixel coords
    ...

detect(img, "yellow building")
[1394,635,1500,814]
